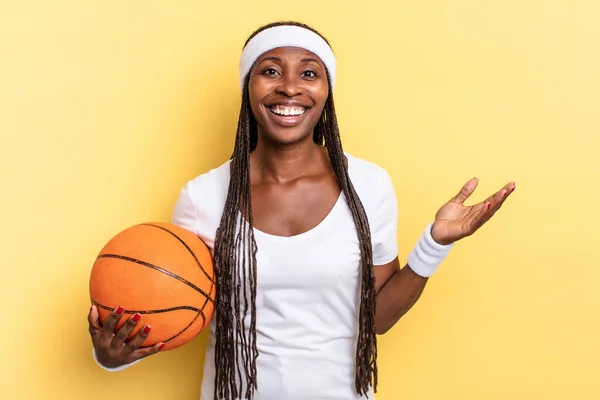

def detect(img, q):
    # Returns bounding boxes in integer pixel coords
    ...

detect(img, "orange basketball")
[89,222,216,351]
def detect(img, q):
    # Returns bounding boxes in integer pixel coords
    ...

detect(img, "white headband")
[239,25,336,92]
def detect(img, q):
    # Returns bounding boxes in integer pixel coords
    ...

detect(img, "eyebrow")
[259,56,282,64]
[257,56,323,67]
[301,57,322,65]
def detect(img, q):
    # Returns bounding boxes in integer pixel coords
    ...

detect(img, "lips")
[266,104,311,127]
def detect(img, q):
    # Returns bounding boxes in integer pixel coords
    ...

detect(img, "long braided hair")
[212,21,378,399]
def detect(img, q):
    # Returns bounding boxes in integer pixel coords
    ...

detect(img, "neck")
[251,136,329,184]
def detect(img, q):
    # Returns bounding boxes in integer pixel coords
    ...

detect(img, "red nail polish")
[132,313,141,323]
[487,203,491,210]
[511,187,515,192]
[503,191,508,198]
[143,325,152,334]
[116,306,125,315]
[159,343,166,351]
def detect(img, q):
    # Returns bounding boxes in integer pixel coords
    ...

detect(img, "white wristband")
[407,223,453,277]
[92,348,141,372]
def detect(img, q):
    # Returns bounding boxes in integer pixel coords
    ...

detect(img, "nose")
[275,73,302,97]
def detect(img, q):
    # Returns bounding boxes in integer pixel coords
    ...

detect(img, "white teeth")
[270,106,306,116]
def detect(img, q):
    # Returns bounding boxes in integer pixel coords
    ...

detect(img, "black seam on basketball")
[92,301,202,314]
[199,309,206,329]
[198,275,215,318]
[96,254,215,305]
[140,223,216,315]
[140,223,216,284]
[92,301,208,347]
[139,310,205,348]
[138,223,217,315]
[199,288,212,317]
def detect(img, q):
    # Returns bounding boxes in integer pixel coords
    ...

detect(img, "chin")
[267,132,314,147]
[257,122,316,147]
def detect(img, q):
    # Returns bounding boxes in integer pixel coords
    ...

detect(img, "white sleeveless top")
[171,153,398,400]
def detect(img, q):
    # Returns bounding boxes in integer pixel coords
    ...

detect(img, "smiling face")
[247,46,330,148]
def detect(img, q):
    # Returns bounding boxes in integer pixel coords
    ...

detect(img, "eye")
[302,70,317,78]
[262,68,279,76]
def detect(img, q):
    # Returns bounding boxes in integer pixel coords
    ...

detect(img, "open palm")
[430,178,515,245]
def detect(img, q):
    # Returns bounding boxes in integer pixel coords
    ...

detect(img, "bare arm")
[372,177,516,334]
[374,257,428,334]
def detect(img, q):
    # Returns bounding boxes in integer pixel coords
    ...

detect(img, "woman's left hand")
[430,178,515,245]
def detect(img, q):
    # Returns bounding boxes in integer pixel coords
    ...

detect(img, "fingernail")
[503,191,508,198]
[511,187,515,192]
[132,313,141,323]
[159,343,166,351]
[116,306,125,315]
[487,203,491,210]
[143,325,152,334]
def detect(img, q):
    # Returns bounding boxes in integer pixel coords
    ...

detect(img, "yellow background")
[1,1,598,399]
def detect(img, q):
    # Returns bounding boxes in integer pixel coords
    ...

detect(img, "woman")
[88,21,515,400]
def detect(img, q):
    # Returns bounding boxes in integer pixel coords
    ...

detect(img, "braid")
[213,78,258,399]
[321,90,378,395]
[212,21,378,399]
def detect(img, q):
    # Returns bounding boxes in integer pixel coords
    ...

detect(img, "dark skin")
[89,46,515,368]
[247,46,515,336]
[246,47,422,335]
[248,47,337,237]
[374,177,515,333]
[88,306,164,368]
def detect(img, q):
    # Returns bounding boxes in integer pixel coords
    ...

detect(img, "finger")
[98,306,125,345]
[477,203,494,227]
[487,182,516,211]
[503,182,516,199]
[130,342,166,362]
[88,305,102,339]
[124,324,152,354]
[111,312,142,349]
[452,178,479,204]
[470,183,515,229]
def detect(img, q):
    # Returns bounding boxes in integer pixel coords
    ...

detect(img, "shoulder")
[346,152,394,199]
[171,160,231,250]
[184,160,231,203]
[346,154,399,263]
